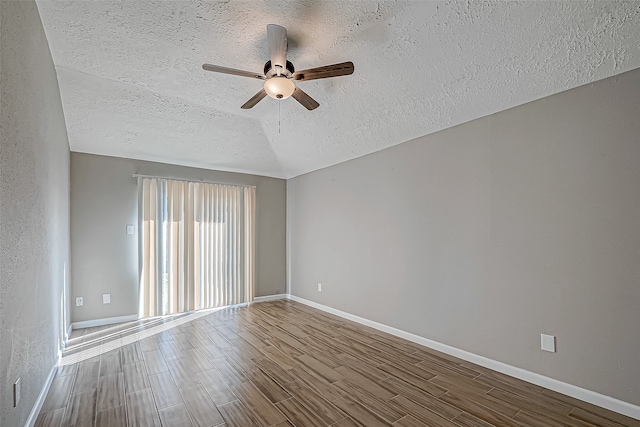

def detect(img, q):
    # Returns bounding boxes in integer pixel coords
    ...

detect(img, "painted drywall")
[0,1,71,425]
[288,68,640,406]
[70,153,286,323]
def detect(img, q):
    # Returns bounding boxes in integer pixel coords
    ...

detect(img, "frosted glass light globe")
[264,77,295,100]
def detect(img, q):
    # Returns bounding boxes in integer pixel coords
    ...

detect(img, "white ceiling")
[37,1,640,179]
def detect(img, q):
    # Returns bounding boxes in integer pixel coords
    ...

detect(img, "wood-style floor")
[36,300,639,427]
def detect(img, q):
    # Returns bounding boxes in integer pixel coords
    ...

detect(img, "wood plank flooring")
[36,300,639,427]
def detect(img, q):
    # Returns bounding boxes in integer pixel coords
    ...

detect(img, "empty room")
[1,1,639,426]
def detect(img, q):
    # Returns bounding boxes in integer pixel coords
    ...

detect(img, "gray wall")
[288,68,640,406]
[70,153,286,323]
[0,1,71,425]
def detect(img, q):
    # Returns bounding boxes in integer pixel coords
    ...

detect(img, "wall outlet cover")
[103,293,111,304]
[126,224,135,235]
[317,283,322,292]
[76,296,83,306]
[541,334,556,352]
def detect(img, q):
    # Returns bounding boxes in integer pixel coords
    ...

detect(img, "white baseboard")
[71,314,139,330]
[253,294,287,303]
[25,359,58,427]
[286,294,640,421]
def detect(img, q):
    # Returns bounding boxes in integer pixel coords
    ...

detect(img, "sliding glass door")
[138,178,255,317]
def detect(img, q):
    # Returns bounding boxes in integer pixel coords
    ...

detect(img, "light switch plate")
[541,334,556,352]
[126,224,135,235]
[317,283,322,292]
[76,297,83,306]
[103,293,111,304]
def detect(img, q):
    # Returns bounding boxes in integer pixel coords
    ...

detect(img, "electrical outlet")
[541,334,556,352]
[317,283,322,292]
[13,377,20,407]
[126,224,135,235]
[103,293,111,304]
[76,297,83,306]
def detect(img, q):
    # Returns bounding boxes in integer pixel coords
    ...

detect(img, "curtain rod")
[132,174,256,189]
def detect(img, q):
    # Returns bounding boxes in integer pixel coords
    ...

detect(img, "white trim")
[25,360,58,427]
[253,294,287,303]
[286,294,640,421]
[71,314,139,330]
[285,182,292,296]
[61,324,72,352]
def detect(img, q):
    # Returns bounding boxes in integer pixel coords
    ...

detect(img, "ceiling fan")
[202,24,354,111]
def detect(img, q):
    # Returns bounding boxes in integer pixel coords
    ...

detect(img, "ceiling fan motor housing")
[264,60,295,78]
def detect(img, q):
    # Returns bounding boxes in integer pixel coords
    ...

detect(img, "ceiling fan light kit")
[264,77,295,100]
[203,24,354,110]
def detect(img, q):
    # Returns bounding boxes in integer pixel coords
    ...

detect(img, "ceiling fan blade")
[241,89,267,109]
[291,87,319,111]
[267,24,287,72]
[292,61,354,81]
[202,64,266,80]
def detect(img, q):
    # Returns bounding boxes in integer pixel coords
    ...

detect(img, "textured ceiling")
[37,1,640,178]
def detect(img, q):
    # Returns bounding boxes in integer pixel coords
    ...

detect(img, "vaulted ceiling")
[37,1,640,178]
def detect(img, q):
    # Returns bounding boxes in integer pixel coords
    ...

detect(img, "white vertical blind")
[138,178,255,317]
